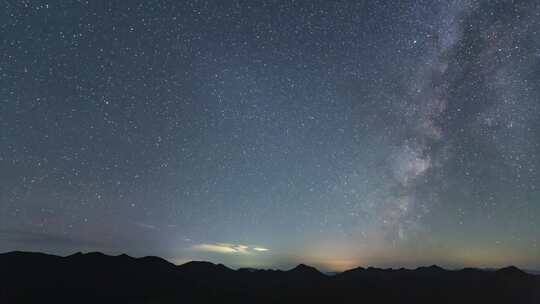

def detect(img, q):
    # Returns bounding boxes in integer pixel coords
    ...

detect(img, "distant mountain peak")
[416,265,445,272]
[139,255,172,264]
[181,260,217,267]
[496,265,526,276]
[178,260,233,273]
[289,264,322,275]
[66,251,107,259]
[340,265,366,275]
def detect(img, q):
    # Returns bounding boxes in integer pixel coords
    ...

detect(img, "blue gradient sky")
[1,0,539,271]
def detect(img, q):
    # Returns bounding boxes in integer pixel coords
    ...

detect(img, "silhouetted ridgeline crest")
[1,251,539,304]
[289,263,323,274]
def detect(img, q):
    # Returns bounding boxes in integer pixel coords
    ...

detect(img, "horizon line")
[2,250,539,274]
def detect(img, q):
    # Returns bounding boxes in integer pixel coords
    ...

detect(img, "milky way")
[1,0,539,271]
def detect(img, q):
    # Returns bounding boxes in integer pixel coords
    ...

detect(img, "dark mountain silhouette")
[288,263,323,275]
[1,251,539,304]
[177,260,233,274]
[496,265,528,277]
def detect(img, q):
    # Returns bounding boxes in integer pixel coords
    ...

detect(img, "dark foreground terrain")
[1,251,539,303]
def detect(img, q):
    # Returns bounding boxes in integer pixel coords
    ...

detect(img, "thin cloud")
[135,222,156,230]
[191,243,269,255]
[253,247,269,252]
[192,243,239,254]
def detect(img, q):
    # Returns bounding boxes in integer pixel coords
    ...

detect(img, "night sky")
[1,0,539,271]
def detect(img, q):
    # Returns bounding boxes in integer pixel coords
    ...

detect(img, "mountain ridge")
[2,250,536,275]
[1,251,539,304]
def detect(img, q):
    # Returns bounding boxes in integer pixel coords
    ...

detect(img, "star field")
[1,0,539,271]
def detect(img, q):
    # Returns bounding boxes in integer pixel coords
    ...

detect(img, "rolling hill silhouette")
[1,251,539,303]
